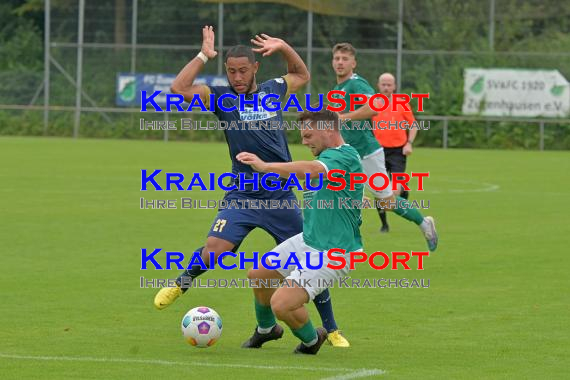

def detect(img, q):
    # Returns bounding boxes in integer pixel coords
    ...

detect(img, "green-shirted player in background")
[237,109,363,355]
[329,43,439,345]
[331,42,438,251]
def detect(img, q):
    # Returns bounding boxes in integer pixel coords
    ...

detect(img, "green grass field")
[0,136,568,379]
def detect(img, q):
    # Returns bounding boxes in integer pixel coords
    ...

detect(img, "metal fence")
[1,0,569,149]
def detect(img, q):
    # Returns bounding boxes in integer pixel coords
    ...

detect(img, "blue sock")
[176,246,207,291]
[313,289,338,332]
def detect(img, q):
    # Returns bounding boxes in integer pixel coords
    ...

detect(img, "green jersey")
[303,144,363,252]
[332,73,381,158]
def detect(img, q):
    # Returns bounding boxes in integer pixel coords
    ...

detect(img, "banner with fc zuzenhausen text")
[462,68,569,117]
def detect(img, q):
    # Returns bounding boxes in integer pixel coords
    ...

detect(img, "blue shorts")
[207,192,303,247]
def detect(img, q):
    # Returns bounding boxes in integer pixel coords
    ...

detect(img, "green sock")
[254,298,276,329]
[392,196,424,225]
[291,320,317,344]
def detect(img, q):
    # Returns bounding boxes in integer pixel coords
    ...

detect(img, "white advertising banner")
[462,68,569,117]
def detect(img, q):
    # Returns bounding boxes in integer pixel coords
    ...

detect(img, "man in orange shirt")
[372,73,418,232]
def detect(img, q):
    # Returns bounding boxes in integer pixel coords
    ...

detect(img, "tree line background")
[1,0,569,149]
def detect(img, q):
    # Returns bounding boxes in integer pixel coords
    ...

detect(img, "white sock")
[257,325,275,334]
[302,336,318,347]
[419,218,429,232]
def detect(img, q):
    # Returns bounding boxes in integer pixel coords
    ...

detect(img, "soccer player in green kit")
[238,109,364,355]
[330,42,438,251]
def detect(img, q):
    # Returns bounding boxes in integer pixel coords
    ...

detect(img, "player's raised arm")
[170,26,218,106]
[251,34,310,93]
[237,153,325,179]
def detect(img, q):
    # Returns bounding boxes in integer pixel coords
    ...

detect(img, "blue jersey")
[209,78,292,199]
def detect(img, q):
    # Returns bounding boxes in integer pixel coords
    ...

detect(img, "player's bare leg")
[153,236,235,310]
[271,285,327,355]
[241,266,285,348]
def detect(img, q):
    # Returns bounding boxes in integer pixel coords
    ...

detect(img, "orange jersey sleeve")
[372,107,414,148]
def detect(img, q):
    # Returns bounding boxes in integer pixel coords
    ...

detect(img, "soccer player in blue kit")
[153,26,350,347]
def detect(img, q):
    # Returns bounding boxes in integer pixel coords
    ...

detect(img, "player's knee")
[394,186,402,197]
[203,237,235,261]
[202,246,222,259]
[270,295,290,321]
[247,268,262,280]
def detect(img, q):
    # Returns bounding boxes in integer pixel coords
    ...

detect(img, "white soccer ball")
[181,306,223,348]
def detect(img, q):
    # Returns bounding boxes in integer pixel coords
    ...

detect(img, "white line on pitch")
[320,369,387,379]
[0,353,385,374]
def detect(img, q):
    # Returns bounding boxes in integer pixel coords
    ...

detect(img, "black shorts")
[383,146,407,177]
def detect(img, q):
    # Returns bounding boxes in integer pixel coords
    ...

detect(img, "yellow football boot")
[327,330,350,347]
[153,285,183,310]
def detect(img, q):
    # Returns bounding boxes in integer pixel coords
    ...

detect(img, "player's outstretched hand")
[201,25,218,59]
[236,152,267,172]
[251,34,284,57]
